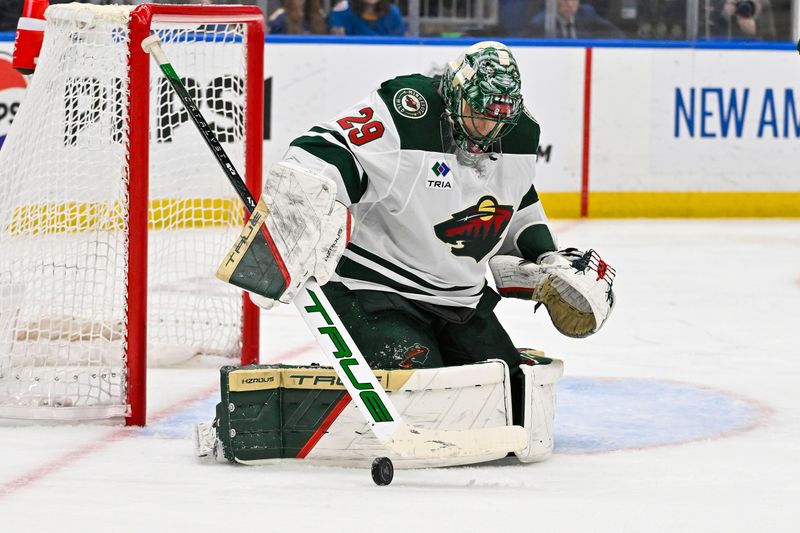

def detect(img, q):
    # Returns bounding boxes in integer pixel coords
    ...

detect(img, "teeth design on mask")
[492,95,513,104]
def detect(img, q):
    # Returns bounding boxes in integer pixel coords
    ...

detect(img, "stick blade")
[386,423,528,459]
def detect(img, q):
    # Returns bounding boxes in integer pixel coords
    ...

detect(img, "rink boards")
[1,37,798,217]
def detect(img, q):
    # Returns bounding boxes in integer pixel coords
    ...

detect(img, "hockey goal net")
[0,4,264,425]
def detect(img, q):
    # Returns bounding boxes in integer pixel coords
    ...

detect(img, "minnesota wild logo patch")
[434,196,514,261]
[393,88,428,119]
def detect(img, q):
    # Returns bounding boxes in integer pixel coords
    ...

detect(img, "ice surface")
[1,220,798,532]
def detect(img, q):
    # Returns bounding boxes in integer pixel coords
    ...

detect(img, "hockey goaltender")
[198,41,616,468]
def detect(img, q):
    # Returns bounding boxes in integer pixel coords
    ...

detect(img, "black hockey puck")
[371,457,394,486]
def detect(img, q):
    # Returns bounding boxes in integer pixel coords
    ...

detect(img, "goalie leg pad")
[200,361,515,468]
[514,352,564,463]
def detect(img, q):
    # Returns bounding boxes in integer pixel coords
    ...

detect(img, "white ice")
[1,219,798,532]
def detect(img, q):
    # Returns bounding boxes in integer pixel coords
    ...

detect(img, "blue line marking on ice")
[139,395,218,439]
[554,377,761,453]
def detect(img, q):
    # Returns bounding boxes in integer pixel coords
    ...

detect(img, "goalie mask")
[440,41,523,152]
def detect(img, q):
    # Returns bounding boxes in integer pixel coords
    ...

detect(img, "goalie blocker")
[195,353,563,468]
[216,162,351,307]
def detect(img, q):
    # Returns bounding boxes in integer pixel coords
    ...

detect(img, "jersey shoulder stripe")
[289,131,368,203]
[376,74,446,152]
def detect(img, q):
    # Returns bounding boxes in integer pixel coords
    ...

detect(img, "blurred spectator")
[329,0,407,36]
[708,0,777,40]
[528,0,626,38]
[498,0,544,36]
[0,0,23,32]
[769,0,791,40]
[0,0,73,32]
[635,0,686,39]
[267,0,328,34]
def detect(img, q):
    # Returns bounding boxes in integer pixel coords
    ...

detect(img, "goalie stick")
[141,35,527,459]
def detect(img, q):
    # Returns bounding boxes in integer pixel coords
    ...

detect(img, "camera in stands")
[734,0,757,18]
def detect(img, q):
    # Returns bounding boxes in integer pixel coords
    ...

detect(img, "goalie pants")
[322,282,525,425]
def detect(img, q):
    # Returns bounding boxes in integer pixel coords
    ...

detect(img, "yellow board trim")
[149,197,244,230]
[539,192,800,218]
[8,192,797,237]
[537,193,582,218]
[7,197,244,236]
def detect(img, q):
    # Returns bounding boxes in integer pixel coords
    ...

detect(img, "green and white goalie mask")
[440,41,523,152]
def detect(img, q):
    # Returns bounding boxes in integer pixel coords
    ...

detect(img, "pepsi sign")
[0,52,28,151]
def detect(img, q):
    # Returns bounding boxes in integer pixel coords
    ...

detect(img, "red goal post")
[126,5,264,426]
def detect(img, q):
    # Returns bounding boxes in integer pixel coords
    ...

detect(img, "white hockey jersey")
[282,74,554,308]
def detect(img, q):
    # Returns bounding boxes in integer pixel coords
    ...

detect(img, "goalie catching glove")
[217,162,351,308]
[489,249,616,338]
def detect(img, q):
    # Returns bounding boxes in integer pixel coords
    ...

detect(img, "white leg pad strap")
[515,358,564,463]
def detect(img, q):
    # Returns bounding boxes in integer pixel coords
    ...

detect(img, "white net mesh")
[0,5,251,420]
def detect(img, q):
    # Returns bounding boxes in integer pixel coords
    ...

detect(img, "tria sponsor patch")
[427,160,453,190]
